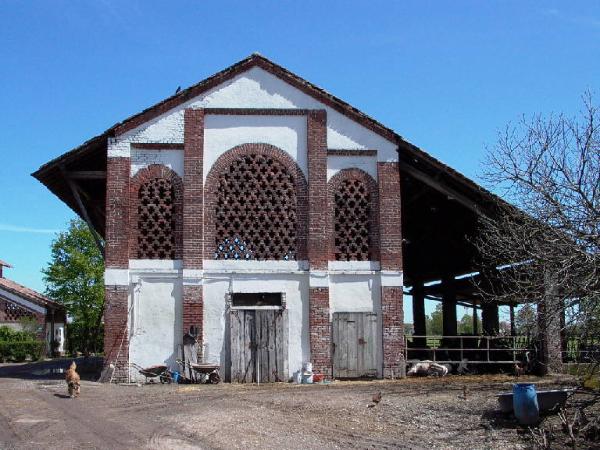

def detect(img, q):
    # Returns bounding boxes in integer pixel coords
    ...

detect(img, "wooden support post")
[442,276,457,337]
[482,303,500,335]
[61,165,105,258]
[472,303,479,334]
[411,280,426,348]
[510,304,516,336]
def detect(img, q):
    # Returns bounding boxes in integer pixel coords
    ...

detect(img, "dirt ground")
[0,370,592,450]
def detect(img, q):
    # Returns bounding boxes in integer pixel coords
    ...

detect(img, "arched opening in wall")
[137,177,176,259]
[213,153,299,260]
[333,177,374,261]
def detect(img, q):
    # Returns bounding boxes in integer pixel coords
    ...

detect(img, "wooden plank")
[347,316,357,377]
[65,170,107,179]
[332,313,339,377]
[230,310,240,382]
[366,313,378,377]
[267,311,276,382]
[358,312,366,376]
[280,310,288,381]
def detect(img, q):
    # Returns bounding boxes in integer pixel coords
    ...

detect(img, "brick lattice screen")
[334,178,371,261]
[137,177,176,259]
[213,153,298,260]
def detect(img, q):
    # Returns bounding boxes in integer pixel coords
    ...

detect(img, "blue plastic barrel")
[513,383,539,425]
[172,371,180,383]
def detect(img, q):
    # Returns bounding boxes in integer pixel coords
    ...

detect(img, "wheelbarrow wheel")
[208,372,221,384]
[160,373,173,384]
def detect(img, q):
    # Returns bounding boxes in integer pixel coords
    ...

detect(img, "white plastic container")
[302,362,313,373]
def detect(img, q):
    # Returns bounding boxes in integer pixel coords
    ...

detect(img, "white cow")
[407,360,449,377]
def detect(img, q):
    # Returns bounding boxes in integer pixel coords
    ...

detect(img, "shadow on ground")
[0,357,103,381]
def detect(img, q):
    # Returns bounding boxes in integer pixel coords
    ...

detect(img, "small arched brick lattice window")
[137,177,175,259]
[214,153,298,260]
[334,178,372,261]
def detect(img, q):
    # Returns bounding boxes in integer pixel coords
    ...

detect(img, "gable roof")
[0,277,63,311]
[32,53,506,237]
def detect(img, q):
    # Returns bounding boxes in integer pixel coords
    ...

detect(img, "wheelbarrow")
[130,363,173,384]
[176,359,221,384]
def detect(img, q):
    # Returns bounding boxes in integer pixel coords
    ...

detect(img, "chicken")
[372,392,382,404]
[65,361,81,398]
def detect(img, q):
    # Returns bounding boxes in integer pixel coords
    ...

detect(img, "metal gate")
[332,312,380,378]
[229,309,288,382]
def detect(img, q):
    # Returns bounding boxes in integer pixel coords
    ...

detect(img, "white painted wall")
[129,278,182,380]
[115,66,397,162]
[327,155,378,181]
[130,149,184,177]
[329,273,381,316]
[202,272,309,380]
[204,114,307,179]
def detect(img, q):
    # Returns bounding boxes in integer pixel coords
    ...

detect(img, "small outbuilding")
[0,260,66,356]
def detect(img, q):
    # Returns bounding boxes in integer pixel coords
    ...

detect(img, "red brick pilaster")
[183,109,204,343]
[307,110,331,375]
[378,162,405,377]
[101,154,130,381]
[105,156,130,268]
[307,110,328,269]
[381,287,405,377]
[377,162,403,271]
[309,287,331,376]
[100,286,129,382]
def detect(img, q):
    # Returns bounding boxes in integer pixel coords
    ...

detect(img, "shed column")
[101,147,130,382]
[411,280,427,348]
[482,303,499,335]
[442,276,457,337]
[378,162,405,378]
[307,110,331,376]
[183,109,204,354]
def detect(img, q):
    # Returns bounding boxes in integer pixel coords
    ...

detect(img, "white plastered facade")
[105,66,402,381]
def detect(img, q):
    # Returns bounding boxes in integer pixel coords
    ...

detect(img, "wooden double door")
[332,312,381,378]
[229,309,288,383]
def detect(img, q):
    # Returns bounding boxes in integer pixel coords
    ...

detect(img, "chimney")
[0,260,13,278]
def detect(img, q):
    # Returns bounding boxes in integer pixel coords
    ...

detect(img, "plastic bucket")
[172,371,180,383]
[513,383,539,425]
[301,373,313,384]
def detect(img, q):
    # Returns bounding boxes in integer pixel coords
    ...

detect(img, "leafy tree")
[458,313,474,334]
[426,303,444,335]
[43,219,104,355]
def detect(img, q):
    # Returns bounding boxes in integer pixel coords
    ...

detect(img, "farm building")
[32,54,563,382]
[0,260,66,356]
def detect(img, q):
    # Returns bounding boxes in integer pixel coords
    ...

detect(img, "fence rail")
[404,335,534,364]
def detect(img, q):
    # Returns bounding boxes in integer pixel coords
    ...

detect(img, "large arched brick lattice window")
[130,164,183,259]
[205,143,308,261]
[328,168,379,261]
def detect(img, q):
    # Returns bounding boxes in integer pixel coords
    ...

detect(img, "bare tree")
[476,92,599,369]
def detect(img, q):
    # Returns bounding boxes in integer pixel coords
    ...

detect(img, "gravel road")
[0,374,578,449]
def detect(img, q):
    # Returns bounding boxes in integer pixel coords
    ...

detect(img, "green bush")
[0,326,44,362]
[0,340,44,362]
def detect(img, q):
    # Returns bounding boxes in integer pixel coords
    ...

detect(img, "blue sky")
[1,1,598,320]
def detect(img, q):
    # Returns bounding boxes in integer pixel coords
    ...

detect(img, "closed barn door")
[229,309,288,382]
[333,312,380,378]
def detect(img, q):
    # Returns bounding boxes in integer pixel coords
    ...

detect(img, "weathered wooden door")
[229,309,288,382]
[332,312,380,378]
